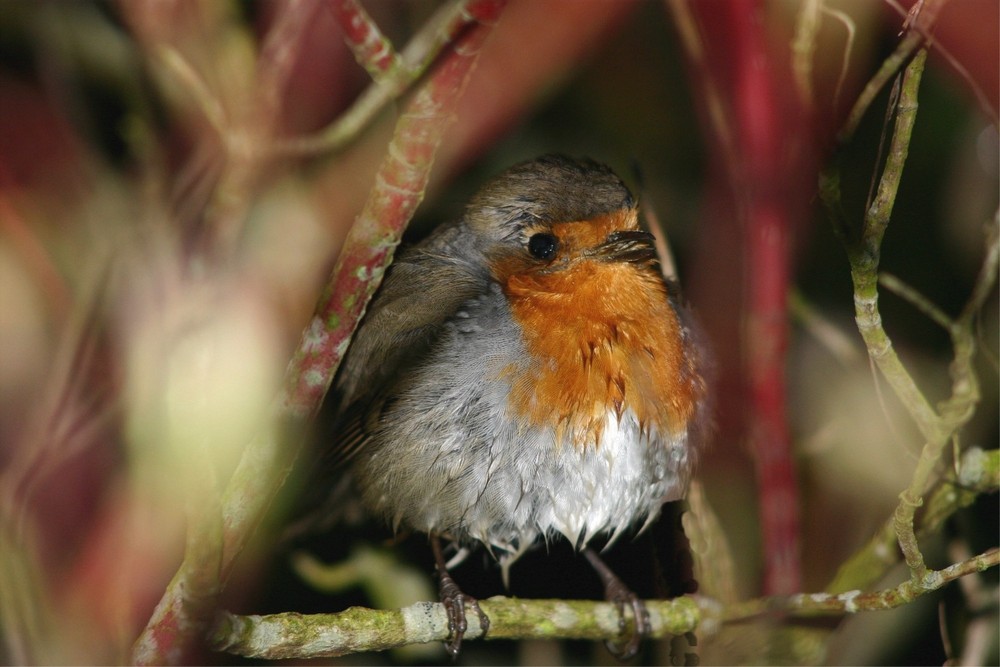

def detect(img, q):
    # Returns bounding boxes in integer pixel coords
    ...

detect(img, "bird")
[322,154,706,658]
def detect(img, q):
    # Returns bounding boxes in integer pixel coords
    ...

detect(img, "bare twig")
[878,272,954,331]
[837,0,947,143]
[827,447,999,594]
[882,0,998,126]
[329,0,405,79]
[277,1,504,420]
[276,0,503,156]
[724,547,1000,623]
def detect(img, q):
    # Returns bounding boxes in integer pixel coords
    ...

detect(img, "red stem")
[280,1,505,420]
[729,1,802,596]
[327,0,400,76]
[682,0,806,595]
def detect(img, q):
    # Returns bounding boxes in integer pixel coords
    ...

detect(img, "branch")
[723,547,1000,622]
[130,5,504,663]
[278,3,503,421]
[210,541,1000,660]
[819,3,999,595]
[837,0,948,143]
[276,0,504,156]
[828,447,999,594]
[669,0,810,597]
[329,0,405,79]
[210,596,700,660]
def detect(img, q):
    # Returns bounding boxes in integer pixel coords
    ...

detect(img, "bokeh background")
[1,0,996,664]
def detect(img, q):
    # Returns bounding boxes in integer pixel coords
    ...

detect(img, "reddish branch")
[131,3,504,663]
[729,2,803,596]
[674,0,808,595]
[328,0,402,77]
[281,0,505,420]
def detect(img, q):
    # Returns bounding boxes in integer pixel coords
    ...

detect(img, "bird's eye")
[528,233,558,260]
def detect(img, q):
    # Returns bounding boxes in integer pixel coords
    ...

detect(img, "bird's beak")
[591,229,658,264]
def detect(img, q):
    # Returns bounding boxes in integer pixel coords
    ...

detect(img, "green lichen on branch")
[210,596,700,660]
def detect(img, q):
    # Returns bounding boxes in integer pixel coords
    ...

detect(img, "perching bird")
[323,154,706,658]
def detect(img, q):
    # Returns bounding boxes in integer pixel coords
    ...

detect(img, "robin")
[323,154,706,658]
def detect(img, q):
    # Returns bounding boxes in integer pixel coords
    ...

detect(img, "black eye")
[528,233,558,260]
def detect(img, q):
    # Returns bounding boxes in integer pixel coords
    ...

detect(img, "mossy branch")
[819,18,999,600]
[828,447,1000,594]
[211,538,1000,661]
[211,597,700,660]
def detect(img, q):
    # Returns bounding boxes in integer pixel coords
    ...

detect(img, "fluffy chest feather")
[500,252,701,449]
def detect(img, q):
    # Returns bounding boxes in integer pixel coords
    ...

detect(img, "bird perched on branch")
[323,154,707,658]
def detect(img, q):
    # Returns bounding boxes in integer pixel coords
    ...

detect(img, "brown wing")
[325,222,487,465]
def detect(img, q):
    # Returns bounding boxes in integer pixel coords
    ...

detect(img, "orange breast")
[497,227,702,448]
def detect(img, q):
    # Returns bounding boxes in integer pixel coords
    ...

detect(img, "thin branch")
[883,0,999,126]
[791,0,822,108]
[329,0,405,79]
[837,0,947,143]
[275,0,503,156]
[847,49,941,445]
[663,0,738,185]
[724,547,1000,623]
[255,0,322,132]
[789,289,863,365]
[822,6,857,112]
[854,46,937,579]
[816,0,998,602]
[878,271,954,331]
[827,446,999,594]
[957,209,1000,326]
[155,46,228,137]
[276,3,503,421]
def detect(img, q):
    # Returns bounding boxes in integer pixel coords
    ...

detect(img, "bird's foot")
[584,548,651,661]
[432,537,490,658]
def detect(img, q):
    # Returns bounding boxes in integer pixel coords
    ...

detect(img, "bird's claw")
[603,581,650,660]
[439,579,489,658]
[433,536,489,658]
[583,547,650,661]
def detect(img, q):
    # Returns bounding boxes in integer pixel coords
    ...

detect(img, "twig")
[822,6,857,112]
[846,50,941,446]
[255,0,322,134]
[878,271,953,331]
[827,447,999,594]
[330,0,404,79]
[663,0,738,184]
[277,2,503,420]
[791,0,822,108]
[789,289,863,366]
[669,0,807,596]
[724,547,1000,623]
[882,0,998,126]
[820,21,998,595]
[275,0,503,156]
[837,0,947,143]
